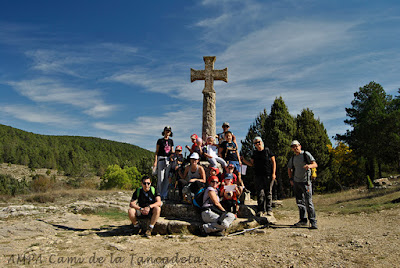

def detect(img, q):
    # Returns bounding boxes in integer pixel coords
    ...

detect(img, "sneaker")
[309,222,318,229]
[266,211,274,216]
[294,220,308,227]
[143,228,153,238]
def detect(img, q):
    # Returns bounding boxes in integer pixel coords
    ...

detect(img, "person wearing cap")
[287,140,318,229]
[217,122,237,145]
[185,134,203,156]
[199,175,236,237]
[154,126,174,200]
[207,166,222,185]
[222,163,243,196]
[241,137,276,217]
[178,152,206,202]
[219,173,240,214]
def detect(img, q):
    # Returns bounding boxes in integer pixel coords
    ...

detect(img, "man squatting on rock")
[128,176,162,237]
[287,140,318,229]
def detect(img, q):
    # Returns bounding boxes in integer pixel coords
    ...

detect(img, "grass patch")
[276,181,400,215]
[95,208,127,221]
[21,189,115,204]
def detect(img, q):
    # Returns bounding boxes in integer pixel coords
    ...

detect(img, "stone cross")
[190,56,228,141]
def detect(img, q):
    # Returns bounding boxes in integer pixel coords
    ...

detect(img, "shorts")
[136,209,152,219]
[228,161,241,173]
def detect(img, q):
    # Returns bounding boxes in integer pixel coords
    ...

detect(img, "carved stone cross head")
[190,56,228,94]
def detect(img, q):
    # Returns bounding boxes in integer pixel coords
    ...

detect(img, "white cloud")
[7,78,118,118]
[2,104,80,126]
[93,107,203,151]
[24,42,141,77]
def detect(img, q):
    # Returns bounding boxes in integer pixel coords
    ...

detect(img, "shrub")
[31,175,54,192]
[0,174,30,196]
[100,164,142,190]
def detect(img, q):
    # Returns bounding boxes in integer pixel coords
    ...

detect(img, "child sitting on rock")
[220,173,239,214]
[203,136,227,169]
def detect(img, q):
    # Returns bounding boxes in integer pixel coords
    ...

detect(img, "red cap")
[210,167,220,175]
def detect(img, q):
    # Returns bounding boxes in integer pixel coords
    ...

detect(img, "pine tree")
[294,108,332,190]
[337,81,391,179]
[264,97,296,198]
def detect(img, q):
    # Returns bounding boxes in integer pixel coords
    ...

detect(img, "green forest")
[0,124,154,177]
[240,82,400,198]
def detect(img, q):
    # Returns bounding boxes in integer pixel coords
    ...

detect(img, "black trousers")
[255,174,273,212]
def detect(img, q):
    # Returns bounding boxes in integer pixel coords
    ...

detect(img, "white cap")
[190,152,200,160]
[291,140,300,146]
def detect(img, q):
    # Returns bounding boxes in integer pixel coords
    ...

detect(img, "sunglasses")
[142,182,151,185]
[210,181,219,183]
[254,141,261,145]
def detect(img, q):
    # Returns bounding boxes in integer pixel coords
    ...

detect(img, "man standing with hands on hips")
[287,140,318,229]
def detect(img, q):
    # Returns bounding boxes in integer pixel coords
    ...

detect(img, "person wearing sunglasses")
[287,140,318,229]
[199,176,236,237]
[128,176,162,237]
[241,136,276,217]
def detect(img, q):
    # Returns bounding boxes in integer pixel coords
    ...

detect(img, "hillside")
[0,124,154,176]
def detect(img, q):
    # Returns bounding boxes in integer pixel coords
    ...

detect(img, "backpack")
[290,151,317,179]
[192,187,206,211]
[136,186,156,199]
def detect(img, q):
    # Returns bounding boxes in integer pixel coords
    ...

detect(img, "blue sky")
[0,0,399,153]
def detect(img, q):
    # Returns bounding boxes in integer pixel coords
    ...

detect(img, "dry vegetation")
[1,164,400,267]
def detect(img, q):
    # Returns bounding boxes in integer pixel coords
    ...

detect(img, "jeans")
[208,157,227,168]
[157,157,171,199]
[293,181,316,223]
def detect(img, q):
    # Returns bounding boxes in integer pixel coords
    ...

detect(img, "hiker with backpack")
[199,176,236,236]
[128,176,162,237]
[241,136,276,217]
[287,140,318,229]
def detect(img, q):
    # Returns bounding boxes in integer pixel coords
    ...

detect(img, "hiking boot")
[143,228,153,238]
[294,220,308,227]
[199,225,208,237]
[309,222,318,229]
[132,224,141,235]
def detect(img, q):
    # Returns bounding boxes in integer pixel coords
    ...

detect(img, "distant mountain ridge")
[0,124,153,176]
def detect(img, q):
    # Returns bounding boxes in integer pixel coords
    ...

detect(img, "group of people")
[128,123,318,237]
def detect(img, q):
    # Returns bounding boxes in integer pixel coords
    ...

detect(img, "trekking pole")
[228,224,269,237]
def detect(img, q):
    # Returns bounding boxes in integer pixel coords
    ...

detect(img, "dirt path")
[1,203,399,267]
